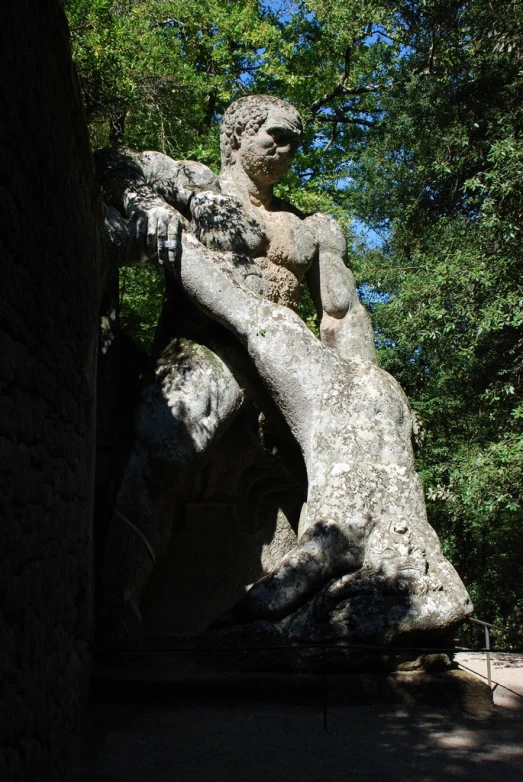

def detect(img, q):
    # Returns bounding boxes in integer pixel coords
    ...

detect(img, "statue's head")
[220,95,303,184]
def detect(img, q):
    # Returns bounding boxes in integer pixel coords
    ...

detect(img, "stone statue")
[97,95,472,647]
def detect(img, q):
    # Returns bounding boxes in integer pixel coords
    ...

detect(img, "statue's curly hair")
[220,95,302,167]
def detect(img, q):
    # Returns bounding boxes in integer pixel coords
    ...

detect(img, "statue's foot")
[218,555,472,649]
[233,519,363,622]
[279,566,473,645]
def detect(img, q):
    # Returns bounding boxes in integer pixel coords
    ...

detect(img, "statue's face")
[236,107,303,185]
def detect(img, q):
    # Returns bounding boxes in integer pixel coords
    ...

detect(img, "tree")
[65,0,310,159]
[350,0,523,638]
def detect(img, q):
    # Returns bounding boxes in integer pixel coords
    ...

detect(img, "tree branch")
[310,83,345,114]
[323,121,339,152]
[342,45,351,84]
[310,45,353,114]
[310,82,383,114]
[309,31,384,116]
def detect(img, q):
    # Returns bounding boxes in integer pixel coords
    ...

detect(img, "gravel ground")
[70,656,523,782]
[454,651,523,710]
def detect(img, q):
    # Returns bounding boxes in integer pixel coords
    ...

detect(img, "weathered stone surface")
[1,2,101,780]
[177,232,472,642]
[98,95,471,648]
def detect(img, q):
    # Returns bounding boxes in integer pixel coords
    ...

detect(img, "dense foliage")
[352,0,523,643]
[65,0,523,642]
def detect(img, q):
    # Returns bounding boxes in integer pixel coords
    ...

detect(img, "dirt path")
[70,659,523,782]
[455,652,523,710]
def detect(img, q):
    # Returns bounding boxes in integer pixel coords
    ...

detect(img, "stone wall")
[0,2,101,779]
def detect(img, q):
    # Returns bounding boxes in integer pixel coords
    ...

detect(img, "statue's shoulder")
[140,152,220,195]
[272,198,344,237]
[270,196,346,253]
[94,147,220,202]
[305,211,346,253]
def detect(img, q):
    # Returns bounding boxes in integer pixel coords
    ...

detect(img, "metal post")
[484,624,492,689]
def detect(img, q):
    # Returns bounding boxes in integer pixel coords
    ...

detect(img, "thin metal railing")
[467,617,523,690]
[92,620,523,727]
[469,618,493,688]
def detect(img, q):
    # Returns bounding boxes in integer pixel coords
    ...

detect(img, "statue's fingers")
[167,213,178,242]
[155,214,169,263]
[157,214,168,242]
[146,213,159,258]
[130,212,146,258]
[166,214,181,263]
[239,520,361,621]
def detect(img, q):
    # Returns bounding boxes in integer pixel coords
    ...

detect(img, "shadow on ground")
[70,687,523,782]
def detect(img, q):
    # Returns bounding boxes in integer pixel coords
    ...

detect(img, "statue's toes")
[237,519,361,622]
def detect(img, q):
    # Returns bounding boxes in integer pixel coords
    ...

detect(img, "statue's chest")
[257,210,316,272]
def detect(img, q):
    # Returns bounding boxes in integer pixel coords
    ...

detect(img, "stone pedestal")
[91,655,493,716]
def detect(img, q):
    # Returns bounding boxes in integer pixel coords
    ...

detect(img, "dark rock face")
[0,2,101,779]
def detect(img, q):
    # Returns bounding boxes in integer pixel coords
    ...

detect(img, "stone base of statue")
[92,637,493,716]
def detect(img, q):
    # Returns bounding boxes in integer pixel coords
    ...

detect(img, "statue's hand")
[130,202,186,263]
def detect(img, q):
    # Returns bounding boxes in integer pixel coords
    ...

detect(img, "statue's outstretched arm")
[95,148,219,264]
[306,213,376,364]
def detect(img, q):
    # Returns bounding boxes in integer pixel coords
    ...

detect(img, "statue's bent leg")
[177,237,472,641]
[99,337,244,641]
[234,372,471,636]
[178,239,373,620]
